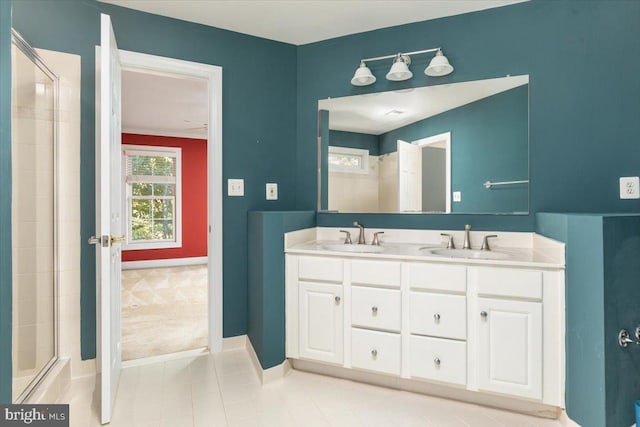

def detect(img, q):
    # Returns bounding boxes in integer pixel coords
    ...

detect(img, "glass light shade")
[425,50,454,76]
[386,57,413,81]
[351,63,376,86]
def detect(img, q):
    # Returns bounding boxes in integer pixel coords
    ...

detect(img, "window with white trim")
[328,146,369,174]
[122,145,182,250]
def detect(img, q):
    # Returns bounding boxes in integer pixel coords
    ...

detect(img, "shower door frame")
[11,29,60,404]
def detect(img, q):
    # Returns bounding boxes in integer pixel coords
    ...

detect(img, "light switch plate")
[228,179,244,196]
[266,183,278,200]
[453,191,462,202]
[619,177,640,199]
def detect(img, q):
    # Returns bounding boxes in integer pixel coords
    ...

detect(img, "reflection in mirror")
[318,75,529,214]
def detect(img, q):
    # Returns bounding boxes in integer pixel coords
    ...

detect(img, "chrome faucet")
[353,221,366,244]
[463,224,472,249]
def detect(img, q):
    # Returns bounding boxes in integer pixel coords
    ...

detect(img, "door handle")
[110,235,126,245]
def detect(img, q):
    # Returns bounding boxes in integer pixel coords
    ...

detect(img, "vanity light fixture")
[350,48,453,86]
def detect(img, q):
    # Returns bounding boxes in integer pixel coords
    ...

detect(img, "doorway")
[118,50,223,362]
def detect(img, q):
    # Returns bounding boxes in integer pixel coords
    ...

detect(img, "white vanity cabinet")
[350,260,402,375]
[407,263,468,385]
[285,248,564,412]
[296,256,344,365]
[469,266,545,400]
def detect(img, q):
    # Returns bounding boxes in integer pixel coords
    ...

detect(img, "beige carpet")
[121,265,208,361]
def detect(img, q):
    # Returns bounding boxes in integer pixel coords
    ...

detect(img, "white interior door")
[97,13,123,425]
[397,140,422,212]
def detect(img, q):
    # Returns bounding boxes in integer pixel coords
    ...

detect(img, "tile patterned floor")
[63,348,565,427]
[121,265,208,360]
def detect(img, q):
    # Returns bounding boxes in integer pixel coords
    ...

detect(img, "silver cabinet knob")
[371,306,378,314]
[371,349,378,358]
[433,313,441,321]
[480,311,488,319]
[335,296,341,304]
[434,357,441,366]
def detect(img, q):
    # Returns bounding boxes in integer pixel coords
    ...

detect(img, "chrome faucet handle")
[463,224,472,249]
[372,231,384,246]
[440,233,455,249]
[481,235,498,251]
[353,221,366,244]
[339,230,352,244]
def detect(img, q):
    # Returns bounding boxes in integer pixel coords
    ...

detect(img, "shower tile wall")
[37,48,94,379]
[11,44,55,401]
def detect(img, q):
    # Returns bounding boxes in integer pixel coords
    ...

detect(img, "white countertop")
[286,240,565,269]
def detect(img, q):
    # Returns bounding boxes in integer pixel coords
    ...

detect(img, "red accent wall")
[122,134,208,262]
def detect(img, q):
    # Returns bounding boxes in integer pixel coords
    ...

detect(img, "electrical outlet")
[619,177,640,199]
[266,183,278,200]
[453,191,462,202]
[228,179,244,196]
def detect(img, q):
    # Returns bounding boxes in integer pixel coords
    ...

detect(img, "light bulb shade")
[425,50,454,77]
[351,63,376,86]
[386,56,413,81]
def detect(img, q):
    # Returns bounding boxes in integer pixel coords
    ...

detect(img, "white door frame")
[118,49,223,352]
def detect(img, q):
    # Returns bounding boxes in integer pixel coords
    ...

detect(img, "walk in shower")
[11,30,58,402]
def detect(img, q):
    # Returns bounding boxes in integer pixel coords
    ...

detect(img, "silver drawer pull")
[433,313,441,321]
[335,296,341,304]
[480,311,488,319]
[371,306,378,314]
[371,349,378,358]
[434,357,441,366]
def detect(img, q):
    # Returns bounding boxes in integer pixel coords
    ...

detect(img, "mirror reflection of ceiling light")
[35,82,46,96]
[351,48,453,86]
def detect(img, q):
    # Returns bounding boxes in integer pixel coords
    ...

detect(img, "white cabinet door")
[477,298,542,400]
[299,282,343,364]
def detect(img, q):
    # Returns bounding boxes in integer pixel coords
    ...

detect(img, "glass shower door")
[11,30,58,402]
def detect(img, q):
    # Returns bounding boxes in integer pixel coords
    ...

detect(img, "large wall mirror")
[318,75,529,214]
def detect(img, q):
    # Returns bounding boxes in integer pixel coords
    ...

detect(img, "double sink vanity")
[284,225,565,416]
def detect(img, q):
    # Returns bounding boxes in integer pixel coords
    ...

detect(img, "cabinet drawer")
[298,256,343,283]
[409,263,466,292]
[474,267,542,300]
[352,286,401,332]
[351,260,401,288]
[409,335,466,385]
[351,328,401,375]
[410,292,466,339]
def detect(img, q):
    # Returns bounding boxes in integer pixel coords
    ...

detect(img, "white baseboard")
[558,411,581,427]
[122,256,208,270]
[245,337,290,384]
[222,335,247,351]
[122,347,209,368]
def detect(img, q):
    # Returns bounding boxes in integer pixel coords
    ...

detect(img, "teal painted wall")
[0,0,13,405]
[602,216,640,427]
[248,211,315,369]
[537,213,640,427]
[328,130,380,156]
[11,0,298,359]
[299,1,640,230]
[379,86,528,213]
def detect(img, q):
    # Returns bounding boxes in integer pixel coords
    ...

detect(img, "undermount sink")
[427,248,510,260]
[323,244,385,254]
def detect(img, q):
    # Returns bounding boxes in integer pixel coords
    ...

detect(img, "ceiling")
[100,0,526,45]
[121,69,209,139]
[319,75,528,135]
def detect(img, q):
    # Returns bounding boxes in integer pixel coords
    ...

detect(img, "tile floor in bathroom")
[63,348,565,427]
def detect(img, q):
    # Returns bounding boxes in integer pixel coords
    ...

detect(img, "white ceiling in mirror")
[99,0,527,45]
[121,69,208,139]
[319,75,528,135]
